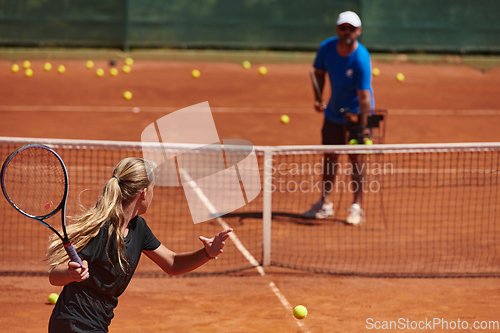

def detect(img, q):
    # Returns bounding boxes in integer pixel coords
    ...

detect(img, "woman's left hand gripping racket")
[1,144,82,266]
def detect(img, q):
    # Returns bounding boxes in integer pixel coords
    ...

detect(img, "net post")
[262,148,273,266]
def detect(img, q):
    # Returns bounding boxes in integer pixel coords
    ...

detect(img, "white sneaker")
[315,202,334,219]
[302,199,323,219]
[346,203,364,225]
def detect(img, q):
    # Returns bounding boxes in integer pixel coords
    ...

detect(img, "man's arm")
[357,89,372,137]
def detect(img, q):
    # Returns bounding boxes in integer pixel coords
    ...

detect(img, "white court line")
[178,168,311,332]
[1,105,500,115]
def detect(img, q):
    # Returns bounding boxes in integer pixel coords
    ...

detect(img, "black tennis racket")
[310,70,350,113]
[1,144,82,265]
[309,70,322,103]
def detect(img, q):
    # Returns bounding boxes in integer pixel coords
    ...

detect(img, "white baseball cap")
[336,11,362,28]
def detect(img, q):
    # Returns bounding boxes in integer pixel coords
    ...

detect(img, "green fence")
[0,1,125,47]
[361,0,500,53]
[0,0,499,53]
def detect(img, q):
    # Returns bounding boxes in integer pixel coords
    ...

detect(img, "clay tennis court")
[0,56,500,332]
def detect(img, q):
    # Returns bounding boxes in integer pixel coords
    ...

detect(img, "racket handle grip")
[64,241,82,266]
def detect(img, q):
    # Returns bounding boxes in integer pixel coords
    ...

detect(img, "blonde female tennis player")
[47,157,232,332]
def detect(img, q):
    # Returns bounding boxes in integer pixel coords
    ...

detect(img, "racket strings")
[4,147,66,218]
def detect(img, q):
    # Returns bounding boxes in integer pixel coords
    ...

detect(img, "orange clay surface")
[0,58,500,332]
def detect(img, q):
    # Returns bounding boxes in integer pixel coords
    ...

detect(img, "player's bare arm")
[49,259,89,286]
[357,89,372,137]
[143,228,232,276]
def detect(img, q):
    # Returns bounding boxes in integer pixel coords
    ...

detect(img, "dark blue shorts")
[321,119,364,145]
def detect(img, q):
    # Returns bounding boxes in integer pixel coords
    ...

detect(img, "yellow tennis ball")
[280,115,290,124]
[349,139,358,145]
[25,68,33,77]
[57,65,66,73]
[44,62,52,71]
[125,57,134,66]
[123,91,132,100]
[110,68,119,76]
[96,68,105,77]
[122,65,131,74]
[242,60,251,69]
[396,73,405,82]
[191,69,200,78]
[364,138,373,145]
[259,66,267,75]
[86,60,94,69]
[48,293,58,305]
[293,305,307,320]
[372,67,380,76]
[11,64,19,73]
[23,60,31,69]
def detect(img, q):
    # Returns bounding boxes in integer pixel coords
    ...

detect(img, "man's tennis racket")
[310,71,354,115]
[1,144,82,265]
[309,70,322,103]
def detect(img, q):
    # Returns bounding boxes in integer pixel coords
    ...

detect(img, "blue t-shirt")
[313,37,374,124]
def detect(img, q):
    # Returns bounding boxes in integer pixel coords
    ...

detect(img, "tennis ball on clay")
[293,305,307,320]
[25,68,33,77]
[109,68,119,76]
[48,293,58,305]
[396,73,405,82]
[259,66,267,75]
[11,64,20,73]
[86,60,94,69]
[242,60,251,69]
[280,115,290,124]
[191,69,200,78]
[23,60,31,69]
[123,91,132,100]
[372,67,380,76]
[57,65,66,73]
[96,68,105,77]
[43,62,52,71]
[122,65,131,74]
[125,57,134,66]
[364,138,373,145]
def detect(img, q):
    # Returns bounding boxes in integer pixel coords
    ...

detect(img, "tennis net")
[0,137,499,277]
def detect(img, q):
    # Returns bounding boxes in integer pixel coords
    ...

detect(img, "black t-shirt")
[48,216,161,333]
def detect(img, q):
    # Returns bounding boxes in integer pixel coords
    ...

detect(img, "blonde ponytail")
[46,157,154,272]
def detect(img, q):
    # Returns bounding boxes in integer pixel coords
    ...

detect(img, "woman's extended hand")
[199,229,233,259]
